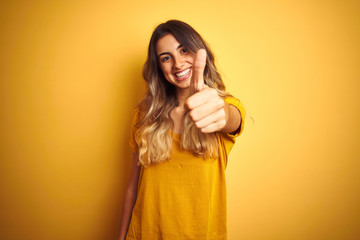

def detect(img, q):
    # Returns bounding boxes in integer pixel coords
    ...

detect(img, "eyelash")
[161,56,170,62]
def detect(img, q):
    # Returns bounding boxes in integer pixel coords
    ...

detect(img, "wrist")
[223,101,230,130]
[226,101,230,118]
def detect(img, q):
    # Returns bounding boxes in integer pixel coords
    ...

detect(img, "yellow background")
[0,0,359,239]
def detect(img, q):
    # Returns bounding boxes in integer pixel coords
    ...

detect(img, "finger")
[194,108,226,129]
[200,119,227,133]
[191,49,207,94]
[186,87,218,110]
[188,98,225,122]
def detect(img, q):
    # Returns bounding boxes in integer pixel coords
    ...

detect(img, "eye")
[161,56,170,62]
[181,48,188,54]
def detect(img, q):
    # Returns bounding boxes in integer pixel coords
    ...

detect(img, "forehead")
[156,34,181,55]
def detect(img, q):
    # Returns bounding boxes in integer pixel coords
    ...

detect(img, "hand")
[190,49,207,95]
[186,49,229,133]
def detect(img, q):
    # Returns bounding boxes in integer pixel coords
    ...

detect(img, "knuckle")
[185,99,193,109]
[210,88,218,97]
[218,99,225,107]
[215,101,224,110]
[219,109,226,118]
[189,111,196,120]
[219,120,226,129]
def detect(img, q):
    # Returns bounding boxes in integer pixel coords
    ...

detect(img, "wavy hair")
[134,20,230,167]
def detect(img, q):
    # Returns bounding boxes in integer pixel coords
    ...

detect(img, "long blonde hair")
[134,20,230,167]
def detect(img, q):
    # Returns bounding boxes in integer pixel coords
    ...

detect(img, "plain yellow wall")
[0,0,359,239]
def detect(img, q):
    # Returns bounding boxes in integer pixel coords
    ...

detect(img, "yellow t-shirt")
[126,96,246,240]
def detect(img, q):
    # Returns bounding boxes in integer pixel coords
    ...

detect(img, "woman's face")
[156,34,195,91]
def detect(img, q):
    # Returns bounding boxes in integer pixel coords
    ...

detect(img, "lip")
[173,67,192,81]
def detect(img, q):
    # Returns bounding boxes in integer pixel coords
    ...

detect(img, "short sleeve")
[218,95,246,167]
[129,111,140,153]
[224,96,246,138]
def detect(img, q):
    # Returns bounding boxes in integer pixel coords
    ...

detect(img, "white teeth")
[175,68,190,78]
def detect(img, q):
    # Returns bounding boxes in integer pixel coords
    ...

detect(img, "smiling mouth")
[174,68,191,80]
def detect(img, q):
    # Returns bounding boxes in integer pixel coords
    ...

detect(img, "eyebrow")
[158,44,183,58]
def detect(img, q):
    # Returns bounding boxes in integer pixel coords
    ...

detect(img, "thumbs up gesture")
[185,49,229,133]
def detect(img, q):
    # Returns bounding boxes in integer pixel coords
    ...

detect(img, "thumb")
[191,49,207,94]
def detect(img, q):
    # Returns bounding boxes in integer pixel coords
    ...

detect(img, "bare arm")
[221,102,242,134]
[118,153,141,240]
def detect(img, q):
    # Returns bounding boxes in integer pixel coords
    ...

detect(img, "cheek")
[159,66,172,82]
[187,56,195,64]
[161,64,172,76]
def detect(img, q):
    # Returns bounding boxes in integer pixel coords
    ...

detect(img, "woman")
[119,20,246,240]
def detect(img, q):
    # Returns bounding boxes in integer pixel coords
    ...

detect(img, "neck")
[176,87,191,108]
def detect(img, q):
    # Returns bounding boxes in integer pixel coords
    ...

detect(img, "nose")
[173,55,185,69]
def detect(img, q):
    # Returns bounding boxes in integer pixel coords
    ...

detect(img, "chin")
[176,80,191,88]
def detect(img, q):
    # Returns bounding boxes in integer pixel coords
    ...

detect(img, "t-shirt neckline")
[169,129,180,140]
